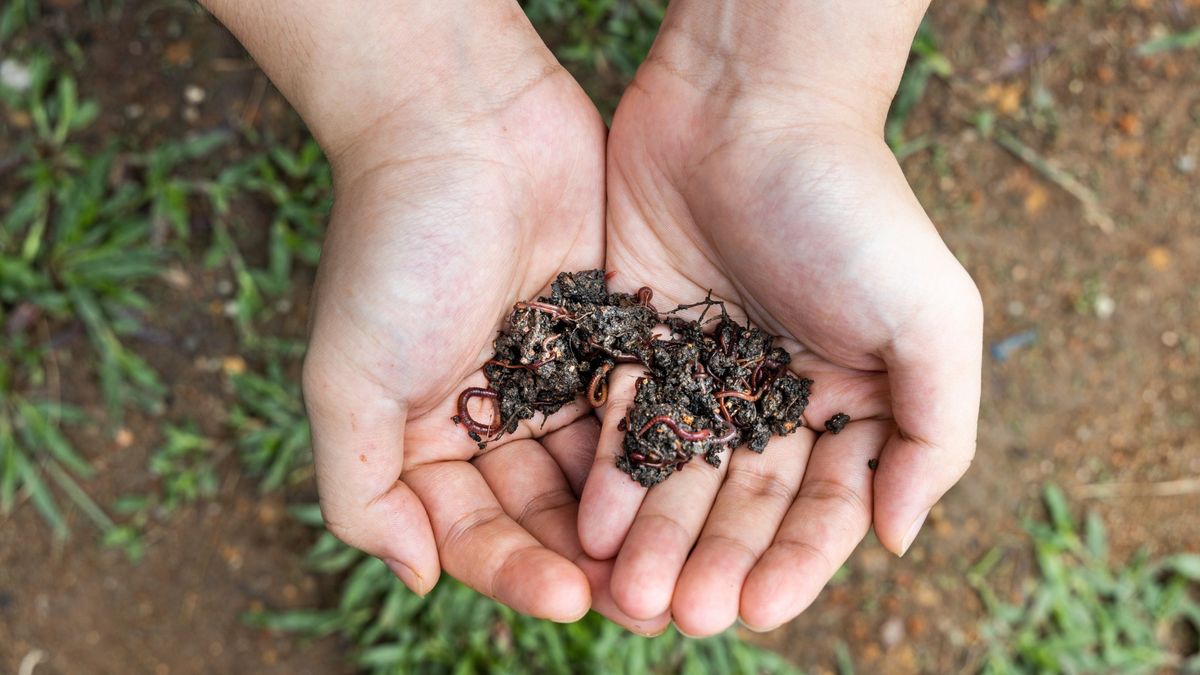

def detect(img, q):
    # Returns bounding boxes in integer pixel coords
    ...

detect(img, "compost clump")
[453,270,816,487]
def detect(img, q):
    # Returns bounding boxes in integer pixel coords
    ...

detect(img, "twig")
[992,130,1116,234]
[1075,477,1200,499]
[18,649,46,675]
[242,72,269,127]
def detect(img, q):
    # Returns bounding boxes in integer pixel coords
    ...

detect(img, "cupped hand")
[579,46,983,635]
[301,49,667,633]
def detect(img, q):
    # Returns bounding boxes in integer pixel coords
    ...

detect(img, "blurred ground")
[2,1,1198,673]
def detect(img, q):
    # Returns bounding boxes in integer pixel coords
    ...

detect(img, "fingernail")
[385,558,427,596]
[900,508,931,557]
[736,617,781,634]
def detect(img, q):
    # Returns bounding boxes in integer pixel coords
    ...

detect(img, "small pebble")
[1094,294,1116,319]
[1177,155,1196,174]
[0,59,32,91]
[881,616,905,648]
[868,458,879,471]
[184,84,206,104]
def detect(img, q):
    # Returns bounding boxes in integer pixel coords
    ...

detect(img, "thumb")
[303,348,440,594]
[872,276,983,556]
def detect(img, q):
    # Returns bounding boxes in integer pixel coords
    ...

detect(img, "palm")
[304,70,666,632]
[580,62,981,634]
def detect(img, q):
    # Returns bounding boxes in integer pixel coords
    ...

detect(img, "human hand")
[201,0,668,632]
[579,0,982,635]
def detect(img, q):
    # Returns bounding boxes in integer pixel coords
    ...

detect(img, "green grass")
[0,52,226,537]
[522,0,665,115]
[1137,28,1200,56]
[970,485,1200,674]
[103,422,221,561]
[247,504,802,675]
[202,137,330,352]
[886,19,952,160]
[228,359,313,491]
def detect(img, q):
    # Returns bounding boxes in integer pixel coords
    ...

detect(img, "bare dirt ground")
[2,1,1197,673]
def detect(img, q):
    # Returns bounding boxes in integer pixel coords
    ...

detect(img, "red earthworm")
[751,358,781,390]
[711,416,738,444]
[515,300,572,320]
[638,415,712,442]
[457,387,502,436]
[716,390,758,403]
[636,286,656,313]
[715,390,757,425]
[588,362,614,408]
[716,330,733,356]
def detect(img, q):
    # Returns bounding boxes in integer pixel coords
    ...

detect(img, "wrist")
[646,0,930,133]
[203,0,557,158]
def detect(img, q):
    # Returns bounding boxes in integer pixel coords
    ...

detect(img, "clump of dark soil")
[824,412,851,434]
[454,270,814,486]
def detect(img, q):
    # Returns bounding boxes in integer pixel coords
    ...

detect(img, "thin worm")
[456,387,502,436]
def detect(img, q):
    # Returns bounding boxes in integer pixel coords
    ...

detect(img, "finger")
[608,440,733,621]
[304,355,440,596]
[475,437,671,635]
[405,460,590,621]
[577,364,651,559]
[671,428,815,637]
[874,282,983,556]
[740,419,887,630]
[540,416,602,498]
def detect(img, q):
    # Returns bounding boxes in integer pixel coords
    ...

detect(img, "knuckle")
[725,466,796,505]
[442,506,506,554]
[797,478,868,516]
[773,538,836,577]
[516,488,576,530]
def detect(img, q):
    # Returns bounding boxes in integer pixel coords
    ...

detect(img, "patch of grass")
[203,136,330,352]
[970,485,1200,674]
[246,505,801,675]
[1136,28,1200,56]
[522,0,665,114]
[886,19,952,160]
[0,0,40,42]
[0,53,224,536]
[104,422,222,561]
[228,359,312,492]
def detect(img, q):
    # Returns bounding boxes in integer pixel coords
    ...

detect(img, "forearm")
[200,0,555,159]
[649,0,930,129]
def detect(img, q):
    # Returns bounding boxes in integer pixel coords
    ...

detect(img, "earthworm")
[515,300,572,320]
[637,415,712,442]
[588,362,614,408]
[456,387,502,436]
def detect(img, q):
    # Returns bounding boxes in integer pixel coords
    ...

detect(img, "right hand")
[300,21,666,633]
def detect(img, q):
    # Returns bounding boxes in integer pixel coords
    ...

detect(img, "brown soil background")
[2,1,1197,673]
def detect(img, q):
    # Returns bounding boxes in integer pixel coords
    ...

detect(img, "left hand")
[578,19,983,635]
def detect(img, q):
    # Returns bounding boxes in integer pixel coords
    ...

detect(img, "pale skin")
[202,0,981,636]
